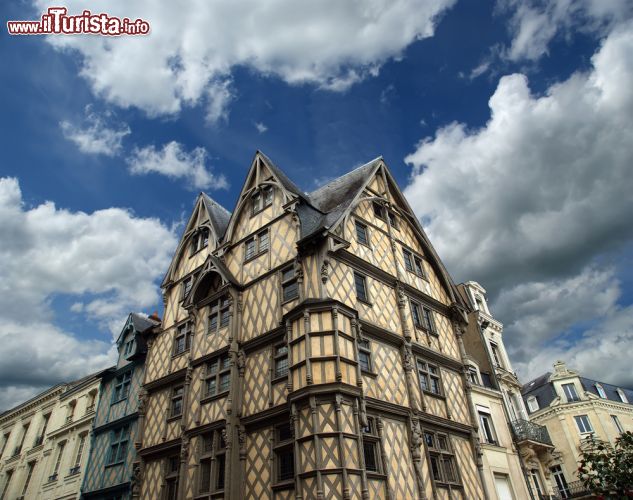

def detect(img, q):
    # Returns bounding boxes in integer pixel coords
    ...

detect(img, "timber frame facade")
[136,152,489,500]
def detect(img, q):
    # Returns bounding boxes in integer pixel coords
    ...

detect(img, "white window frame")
[527,396,539,413]
[574,414,593,434]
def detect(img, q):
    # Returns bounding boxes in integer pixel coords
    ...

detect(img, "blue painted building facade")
[81,313,158,499]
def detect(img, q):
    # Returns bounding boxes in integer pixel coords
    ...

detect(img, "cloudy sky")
[1,0,632,410]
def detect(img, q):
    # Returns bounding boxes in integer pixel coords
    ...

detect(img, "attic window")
[616,388,628,403]
[190,228,210,256]
[252,186,273,215]
[527,396,539,412]
[595,384,607,399]
[372,201,398,230]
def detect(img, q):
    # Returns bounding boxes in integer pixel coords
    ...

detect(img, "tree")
[578,431,633,498]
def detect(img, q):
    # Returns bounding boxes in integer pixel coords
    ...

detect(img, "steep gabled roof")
[297,157,382,240]
[201,193,232,238]
[258,150,305,197]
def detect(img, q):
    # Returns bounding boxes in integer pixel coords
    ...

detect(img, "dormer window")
[252,186,273,215]
[527,396,539,412]
[123,338,135,357]
[616,388,629,403]
[595,384,607,399]
[190,228,210,255]
[562,383,579,402]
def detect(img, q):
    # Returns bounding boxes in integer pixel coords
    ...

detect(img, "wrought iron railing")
[48,473,58,483]
[85,404,95,414]
[511,419,553,446]
[68,465,81,475]
[556,480,591,498]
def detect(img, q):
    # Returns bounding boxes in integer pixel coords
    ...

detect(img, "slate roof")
[521,371,633,414]
[201,193,232,237]
[130,312,160,333]
[257,150,305,198]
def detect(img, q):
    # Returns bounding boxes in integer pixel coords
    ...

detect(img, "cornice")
[0,385,66,425]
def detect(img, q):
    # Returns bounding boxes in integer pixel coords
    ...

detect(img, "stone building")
[81,312,159,499]
[458,281,557,500]
[0,373,101,500]
[136,152,489,499]
[522,361,633,498]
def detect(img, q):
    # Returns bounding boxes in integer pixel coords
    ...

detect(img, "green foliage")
[578,431,633,498]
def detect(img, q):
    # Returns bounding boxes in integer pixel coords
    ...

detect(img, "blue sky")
[1,0,632,409]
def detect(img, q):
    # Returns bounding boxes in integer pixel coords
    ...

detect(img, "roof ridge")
[309,156,383,198]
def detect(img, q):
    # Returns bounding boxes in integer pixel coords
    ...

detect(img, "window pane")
[430,456,441,480]
[199,459,211,492]
[206,378,216,396]
[259,232,269,251]
[363,441,377,472]
[277,424,293,442]
[282,267,295,282]
[419,375,429,392]
[356,222,369,245]
[283,281,299,301]
[252,193,261,214]
[219,373,230,393]
[359,351,371,372]
[373,202,384,219]
[216,454,226,490]
[278,450,294,481]
[442,458,456,482]
[403,250,414,272]
[411,302,421,327]
[209,314,218,332]
[220,310,230,327]
[245,239,255,259]
[221,356,231,370]
[264,187,273,206]
[275,357,289,378]
[437,435,448,450]
[354,273,367,301]
[430,378,440,394]
[414,257,424,277]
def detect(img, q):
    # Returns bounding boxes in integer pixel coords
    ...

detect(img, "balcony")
[68,465,81,475]
[12,445,22,457]
[66,415,73,424]
[33,435,44,447]
[511,419,553,447]
[554,480,592,499]
[85,404,95,414]
[47,473,58,483]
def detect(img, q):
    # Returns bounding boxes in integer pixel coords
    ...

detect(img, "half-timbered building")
[137,152,487,500]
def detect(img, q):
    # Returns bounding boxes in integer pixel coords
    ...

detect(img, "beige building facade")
[0,373,101,500]
[523,360,633,498]
[459,281,557,500]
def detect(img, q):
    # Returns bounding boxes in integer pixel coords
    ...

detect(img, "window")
[281,265,299,302]
[410,300,422,328]
[478,409,497,445]
[417,359,442,395]
[16,422,29,454]
[403,249,425,277]
[562,383,579,402]
[274,345,289,378]
[123,338,135,356]
[489,342,503,368]
[208,296,230,334]
[373,202,384,219]
[595,384,607,398]
[355,221,369,246]
[574,415,593,434]
[190,228,209,255]
[1,470,12,500]
[106,427,128,465]
[171,386,184,418]
[72,434,86,473]
[244,230,269,260]
[1,432,10,457]
[616,388,629,403]
[181,275,194,300]
[422,306,437,335]
[165,455,179,500]
[204,355,230,398]
[358,339,373,373]
[424,431,459,484]
[199,430,226,494]
[362,417,381,473]
[113,371,132,402]
[354,272,369,303]
[252,186,273,215]
[372,202,398,230]
[530,469,542,497]
[527,396,539,413]
[467,366,479,385]
[22,461,35,497]
[174,322,192,355]
[51,441,65,480]
[611,415,624,433]
[274,422,294,483]
[551,465,570,499]
[387,210,399,230]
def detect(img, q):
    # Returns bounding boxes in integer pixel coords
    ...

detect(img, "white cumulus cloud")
[404,21,633,386]
[34,0,457,117]
[127,141,228,191]
[0,177,177,409]
[60,107,130,156]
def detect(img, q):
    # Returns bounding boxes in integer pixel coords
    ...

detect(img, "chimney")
[149,311,161,322]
